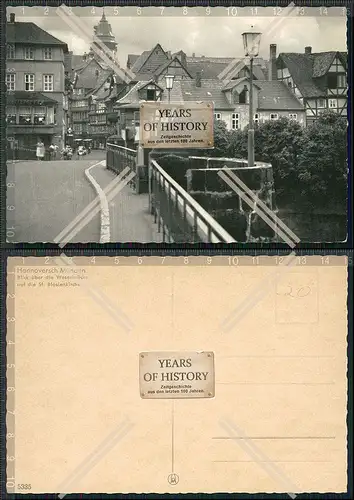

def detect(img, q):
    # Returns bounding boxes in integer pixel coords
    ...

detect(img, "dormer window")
[239,86,249,104]
[146,89,156,100]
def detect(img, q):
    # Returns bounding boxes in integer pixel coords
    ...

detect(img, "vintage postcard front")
[5,5,347,245]
[7,256,348,494]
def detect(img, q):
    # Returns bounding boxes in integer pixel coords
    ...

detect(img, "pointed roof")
[131,43,169,75]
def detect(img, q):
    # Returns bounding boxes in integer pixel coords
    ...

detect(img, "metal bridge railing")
[106,142,137,190]
[149,158,236,243]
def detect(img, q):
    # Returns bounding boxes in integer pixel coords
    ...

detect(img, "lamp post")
[165,74,175,103]
[242,26,262,169]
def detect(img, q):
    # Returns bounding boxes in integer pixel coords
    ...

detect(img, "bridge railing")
[106,142,137,190]
[149,158,236,243]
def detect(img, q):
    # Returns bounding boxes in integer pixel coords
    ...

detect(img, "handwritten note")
[275,271,319,324]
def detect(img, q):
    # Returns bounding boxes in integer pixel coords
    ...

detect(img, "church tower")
[89,8,118,61]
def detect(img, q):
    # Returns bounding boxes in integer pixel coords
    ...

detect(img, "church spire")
[90,8,118,60]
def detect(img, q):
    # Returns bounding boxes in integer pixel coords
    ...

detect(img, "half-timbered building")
[272,45,347,125]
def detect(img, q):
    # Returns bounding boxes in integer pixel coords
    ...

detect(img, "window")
[47,106,55,124]
[24,73,34,91]
[6,106,16,124]
[146,89,156,101]
[43,47,52,60]
[338,74,346,88]
[18,106,32,125]
[24,46,34,60]
[74,100,87,108]
[214,113,221,120]
[318,99,325,108]
[329,99,337,109]
[254,113,259,125]
[6,73,16,91]
[270,113,279,120]
[43,74,54,92]
[73,123,83,133]
[231,113,239,130]
[7,44,15,59]
[327,73,337,89]
[232,90,239,104]
[34,107,46,125]
[289,113,297,120]
[97,102,106,113]
[239,86,248,104]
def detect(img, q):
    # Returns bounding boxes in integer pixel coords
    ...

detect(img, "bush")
[296,111,347,209]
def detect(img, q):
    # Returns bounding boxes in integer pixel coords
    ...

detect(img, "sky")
[8,5,347,67]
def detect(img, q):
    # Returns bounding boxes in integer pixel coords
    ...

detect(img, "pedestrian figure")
[49,144,55,161]
[36,140,45,161]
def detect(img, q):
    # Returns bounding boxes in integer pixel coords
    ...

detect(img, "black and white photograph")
[5,5,349,244]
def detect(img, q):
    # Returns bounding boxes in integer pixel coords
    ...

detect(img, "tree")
[211,120,230,157]
[253,117,305,203]
[296,111,347,208]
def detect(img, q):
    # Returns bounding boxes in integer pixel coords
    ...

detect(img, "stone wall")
[185,157,275,242]
[148,153,347,242]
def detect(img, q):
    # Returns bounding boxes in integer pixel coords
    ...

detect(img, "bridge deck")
[89,163,163,243]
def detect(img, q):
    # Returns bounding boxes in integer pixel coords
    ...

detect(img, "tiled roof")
[256,80,304,110]
[7,21,68,51]
[114,77,303,112]
[75,66,113,92]
[127,54,139,67]
[130,51,151,72]
[278,51,347,98]
[72,54,86,70]
[154,56,193,78]
[170,79,234,109]
[278,53,324,98]
[186,61,231,79]
[312,52,336,77]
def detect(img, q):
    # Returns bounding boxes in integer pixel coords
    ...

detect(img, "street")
[7,151,104,243]
[7,150,162,243]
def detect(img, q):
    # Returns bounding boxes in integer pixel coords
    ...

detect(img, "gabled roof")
[278,51,347,98]
[222,78,261,91]
[7,21,68,51]
[133,43,171,77]
[256,80,304,110]
[154,56,193,78]
[115,80,160,106]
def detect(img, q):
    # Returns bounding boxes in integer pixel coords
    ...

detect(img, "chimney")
[167,51,171,59]
[179,50,187,68]
[195,71,202,87]
[9,13,15,23]
[268,44,277,81]
[305,46,312,54]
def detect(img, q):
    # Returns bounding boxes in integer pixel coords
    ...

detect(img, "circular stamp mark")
[167,473,179,485]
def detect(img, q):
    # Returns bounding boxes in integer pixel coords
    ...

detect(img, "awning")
[7,92,58,106]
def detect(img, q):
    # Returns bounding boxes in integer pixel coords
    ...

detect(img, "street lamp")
[165,74,175,103]
[242,26,262,169]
